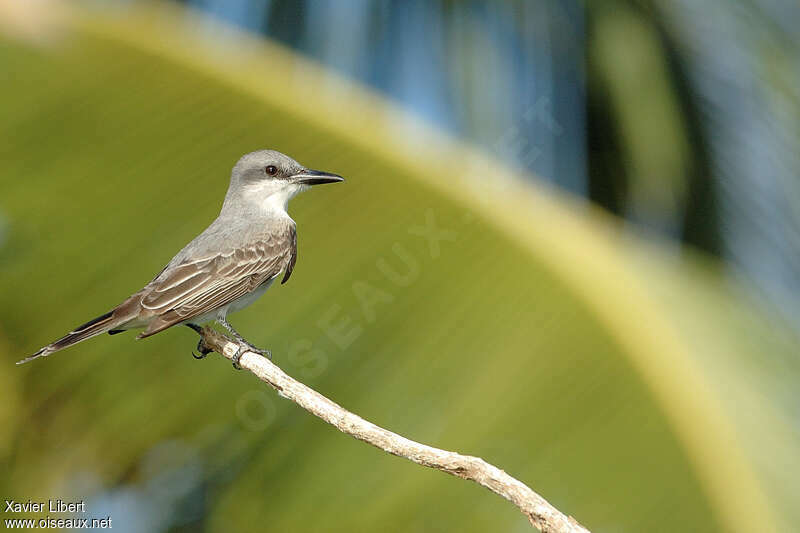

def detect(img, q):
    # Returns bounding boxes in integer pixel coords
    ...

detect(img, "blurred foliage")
[1,3,799,532]
[587,0,800,318]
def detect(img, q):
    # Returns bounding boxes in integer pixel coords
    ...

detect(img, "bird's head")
[224,149,344,213]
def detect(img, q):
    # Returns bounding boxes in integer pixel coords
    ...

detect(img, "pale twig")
[196,326,590,533]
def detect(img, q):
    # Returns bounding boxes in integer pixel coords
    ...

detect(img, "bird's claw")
[192,338,212,360]
[231,343,271,369]
[231,346,245,369]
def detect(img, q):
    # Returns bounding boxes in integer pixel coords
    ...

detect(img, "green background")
[1,4,798,532]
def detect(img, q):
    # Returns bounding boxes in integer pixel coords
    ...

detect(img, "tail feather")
[18,311,119,365]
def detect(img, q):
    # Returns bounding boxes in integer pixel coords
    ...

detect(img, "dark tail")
[18,311,120,365]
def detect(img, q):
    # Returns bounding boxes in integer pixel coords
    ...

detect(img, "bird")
[18,149,344,367]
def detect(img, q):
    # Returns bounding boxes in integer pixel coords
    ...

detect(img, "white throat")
[260,183,307,214]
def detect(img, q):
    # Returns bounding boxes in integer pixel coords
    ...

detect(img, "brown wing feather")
[137,227,295,338]
[281,225,297,284]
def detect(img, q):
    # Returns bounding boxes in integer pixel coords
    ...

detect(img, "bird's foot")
[192,338,213,360]
[214,319,271,368]
[231,342,271,369]
[186,323,212,360]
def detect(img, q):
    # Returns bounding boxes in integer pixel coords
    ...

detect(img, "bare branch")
[196,326,590,533]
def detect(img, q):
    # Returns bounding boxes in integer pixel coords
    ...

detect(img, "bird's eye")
[265,165,278,176]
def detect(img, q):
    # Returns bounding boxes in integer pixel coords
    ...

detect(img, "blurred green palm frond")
[0,3,798,532]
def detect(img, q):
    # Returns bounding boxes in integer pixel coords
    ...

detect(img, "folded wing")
[137,228,296,337]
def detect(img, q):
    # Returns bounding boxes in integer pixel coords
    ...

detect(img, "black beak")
[290,169,345,185]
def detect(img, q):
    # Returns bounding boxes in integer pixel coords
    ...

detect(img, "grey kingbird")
[19,150,343,367]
